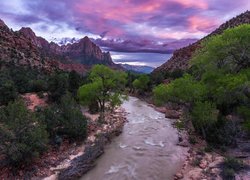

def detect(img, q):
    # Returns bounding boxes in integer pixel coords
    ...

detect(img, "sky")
[0,0,249,67]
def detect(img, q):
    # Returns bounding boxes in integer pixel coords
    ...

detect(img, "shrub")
[191,101,218,139]
[0,100,48,166]
[133,74,150,94]
[222,157,243,179]
[153,84,170,106]
[48,73,69,101]
[39,93,88,140]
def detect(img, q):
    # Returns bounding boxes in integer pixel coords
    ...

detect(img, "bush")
[48,73,69,101]
[39,93,88,140]
[237,106,250,132]
[191,101,218,139]
[153,84,170,106]
[30,79,47,92]
[0,100,48,166]
[133,74,150,94]
[0,78,17,105]
[222,157,243,179]
[224,157,243,171]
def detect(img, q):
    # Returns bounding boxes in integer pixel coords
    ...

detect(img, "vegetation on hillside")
[0,63,129,169]
[153,24,250,145]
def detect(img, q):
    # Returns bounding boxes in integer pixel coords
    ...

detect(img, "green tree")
[191,101,219,139]
[191,24,250,76]
[38,93,88,140]
[0,100,48,166]
[153,84,171,106]
[153,74,206,105]
[0,72,17,105]
[68,70,82,98]
[78,65,127,118]
[48,72,69,101]
[132,74,150,94]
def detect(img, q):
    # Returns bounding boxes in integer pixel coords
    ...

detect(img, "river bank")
[80,96,187,180]
[0,106,127,179]
[143,96,250,180]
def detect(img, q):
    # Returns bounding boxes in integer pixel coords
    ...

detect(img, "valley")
[0,2,250,180]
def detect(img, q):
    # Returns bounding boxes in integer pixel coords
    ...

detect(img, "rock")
[186,168,203,180]
[199,160,208,169]
[210,168,221,175]
[165,109,181,119]
[175,172,184,179]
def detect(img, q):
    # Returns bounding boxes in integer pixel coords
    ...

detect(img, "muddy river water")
[81,96,187,180]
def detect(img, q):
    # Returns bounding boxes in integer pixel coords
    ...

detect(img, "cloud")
[0,0,249,53]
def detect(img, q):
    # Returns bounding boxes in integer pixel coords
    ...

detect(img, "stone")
[165,109,181,119]
[175,172,184,179]
[199,160,208,169]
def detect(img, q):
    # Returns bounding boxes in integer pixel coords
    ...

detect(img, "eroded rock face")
[152,11,250,76]
[0,19,119,73]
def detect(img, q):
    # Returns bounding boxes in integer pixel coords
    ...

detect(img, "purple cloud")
[0,0,249,53]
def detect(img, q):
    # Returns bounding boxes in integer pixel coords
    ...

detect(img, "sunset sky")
[0,0,249,67]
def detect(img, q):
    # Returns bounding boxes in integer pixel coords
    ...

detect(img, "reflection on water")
[81,96,187,180]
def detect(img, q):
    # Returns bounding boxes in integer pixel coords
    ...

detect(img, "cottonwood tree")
[78,65,127,119]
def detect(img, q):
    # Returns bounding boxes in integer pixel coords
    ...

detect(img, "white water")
[81,96,187,180]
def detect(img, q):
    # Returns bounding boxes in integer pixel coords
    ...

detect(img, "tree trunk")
[201,127,206,140]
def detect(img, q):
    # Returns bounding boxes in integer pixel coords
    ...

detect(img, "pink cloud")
[188,16,218,33]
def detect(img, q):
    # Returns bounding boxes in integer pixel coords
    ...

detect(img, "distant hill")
[121,64,154,74]
[0,19,121,74]
[152,11,250,76]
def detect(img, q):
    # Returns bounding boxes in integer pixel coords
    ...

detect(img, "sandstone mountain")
[152,11,250,75]
[0,19,118,74]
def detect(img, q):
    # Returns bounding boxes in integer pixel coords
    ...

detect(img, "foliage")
[0,72,17,105]
[153,74,206,104]
[191,101,218,139]
[152,25,250,144]
[191,24,250,75]
[237,106,250,132]
[153,84,170,106]
[48,72,69,101]
[132,74,150,94]
[126,71,140,92]
[68,70,83,98]
[38,93,87,140]
[222,157,243,179]
[78,65,127,116]
[0,100,48,166]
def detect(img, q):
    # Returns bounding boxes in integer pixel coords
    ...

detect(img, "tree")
[0,72,17,105]
[0,100,48,166]
[68,70,83,98]
[48,72,68,101]
[153,74,206,105]
[78,65,127,118]
[191,24,250,76]
[38,93,88,140]
[132,74,150,94]
[191,101,218,139]
[153,84,171,106]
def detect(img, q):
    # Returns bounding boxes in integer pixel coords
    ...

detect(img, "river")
[81,96,187,180]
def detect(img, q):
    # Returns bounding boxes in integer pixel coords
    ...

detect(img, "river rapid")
[81,96,187,180]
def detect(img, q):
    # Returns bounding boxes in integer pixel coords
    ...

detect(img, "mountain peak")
[0,19,8,29]
[19,27,36,37]
[80,36,92,44]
